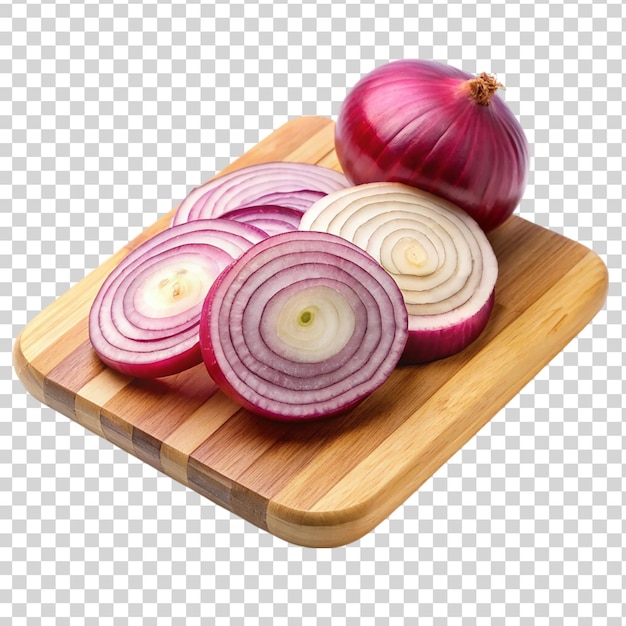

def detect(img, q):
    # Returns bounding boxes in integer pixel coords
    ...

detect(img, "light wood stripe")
[160,391,238,485]
[315,151,342,171]
[75,369,133,438]
[277,124,336,165]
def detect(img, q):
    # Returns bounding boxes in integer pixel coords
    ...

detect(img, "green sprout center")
[299,310,314,326]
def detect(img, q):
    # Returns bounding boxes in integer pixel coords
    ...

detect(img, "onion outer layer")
[171,161,350,226]
[299,182,499,364]
[199,230,409,421]
[219,204,304,236]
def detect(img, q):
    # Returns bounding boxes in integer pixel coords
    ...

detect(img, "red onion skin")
[400,290,496,365]
[335,59,529,232]
[96,343,202,379]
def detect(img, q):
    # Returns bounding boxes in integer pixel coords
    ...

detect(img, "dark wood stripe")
[187,457,233,512]
[100,410,134,454]
[43,338,106,419]
[187,456,271,533]
[132,428,165,473]
[230,483,270,532]
[190,410,289,477]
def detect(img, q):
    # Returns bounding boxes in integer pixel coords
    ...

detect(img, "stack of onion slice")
[89,219,267,378]
[171,161,351,231]
[299,182,499,364]
[199,230,409,421]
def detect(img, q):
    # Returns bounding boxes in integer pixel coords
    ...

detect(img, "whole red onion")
[334,59,530,232]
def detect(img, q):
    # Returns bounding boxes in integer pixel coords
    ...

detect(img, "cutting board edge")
[13,332,46,406]
[11,115,611,549]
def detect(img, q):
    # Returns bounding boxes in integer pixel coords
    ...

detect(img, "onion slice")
[199,231,409,421]
[171,161,350,226]
[219,204,304,236]
[89,219,267,378]
[299,182,498,364]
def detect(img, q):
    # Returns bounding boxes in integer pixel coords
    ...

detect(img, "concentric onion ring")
[218,204,304,236]
[199,231,408,421]
[171,161,350,226]
[89,219,267,378]
[299,182,499,364]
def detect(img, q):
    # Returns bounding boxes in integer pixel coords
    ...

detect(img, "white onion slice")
[199,231,408,421]
[299,182,499,364]
[171,162,350,226]
[89,219,267,378]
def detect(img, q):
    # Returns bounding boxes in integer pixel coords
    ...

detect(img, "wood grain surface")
[13,116,609,547]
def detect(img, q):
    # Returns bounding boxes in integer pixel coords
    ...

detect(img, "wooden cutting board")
[13,116,608,548]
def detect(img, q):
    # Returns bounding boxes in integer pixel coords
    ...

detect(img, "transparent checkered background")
[3,0,625,623]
